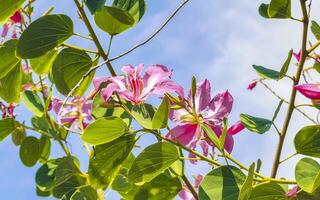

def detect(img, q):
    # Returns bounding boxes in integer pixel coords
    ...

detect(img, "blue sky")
[1,0,320,199]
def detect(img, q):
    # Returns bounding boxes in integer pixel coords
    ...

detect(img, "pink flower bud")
[286,186,299,197]
[247,81,257,90]
[293,51,301,62]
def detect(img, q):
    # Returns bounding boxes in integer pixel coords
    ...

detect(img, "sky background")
[1,0,320,199]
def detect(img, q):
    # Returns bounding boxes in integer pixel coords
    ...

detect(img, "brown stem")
[270,0,309,178]
[73,0,116,77]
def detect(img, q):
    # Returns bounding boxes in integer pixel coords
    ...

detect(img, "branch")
[109,0,190,61]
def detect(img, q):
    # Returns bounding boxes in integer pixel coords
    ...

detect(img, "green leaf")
[131,103,155,129]
[0,39,21,79]
[39,136,51,163]
[17,14,73,59]
[11,128,26,146]
[0,0,25,24]
[36,186,51,197]
[272,100,284,122]
[295,158,320,193]
[30,49,58,75]
[88,136,135,189]
[248,183,286,200]
[21,90,44,117]
[85,0,106,14]
[52,47,94,96]
[240,114,272,134]
[0,62,22,103]
[313,62,320,73]
[297,188,320,200]
[294,125,320,158]
[70,185,98,200]
[54,156,82,188]
[36,158,61,191]
[113,0,146,22]
[19,136,40,167]
[152,97,170,129]
[91,93,132,125]
[279,49,293,79]
[128,142,179,185]
[238,163,255,200]
[252,65,280,80]
[94,6,135,35]
[53,175,86,199]
[199,166,246,200]
[0,118,16,142]
[311,21,320,40]
[201,123,222,150]
[268,0,291,19]
[259,4,270,18]
[82,117,128,145]
[130,173,182,200]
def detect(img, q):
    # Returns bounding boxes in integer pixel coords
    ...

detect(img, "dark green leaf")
[268,0,291,19]
[0,62,22,103]
[199,166,246,200]
[36,158,61,191]
[21,90,44,117]
[0,0,25,24]
[19,136,40,167]
[88,136,135,189]
[252,65,280,80]
[311,21,320,40]
[52,47,94,96]
[0,39,21,79]
[30,49,58,75]
[128,142,180,185]
[70,185,98,200]
[240,114,272,134]
[17,14,73,58]
[248,183,286,200]
[259,4,270,18]
[53,175,86,199]
[295,125,320,158]
[0,118,16,142]
[39,136,51,163]
[113,0,146,22]
[131,103,155,129]
[152,97,170,129]
[36,186,51,197]
[82,117,128,145]
[297,188,320,200]
[54,156,82,188]
[295,158,320,193]
[94,6,135,35]
[11,128,26,146]
[279,49,293,79]
[85,0,106,14]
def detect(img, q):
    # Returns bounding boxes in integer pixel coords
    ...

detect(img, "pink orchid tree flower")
[1,10,22,40]
[93,64,184,105]
[167,79,244,161]
[179,175,203,200]
[286,186,299,198]
[51,97,93,131]
[295,84,320,100]
[247,81,257,90]
[0,102,16,119]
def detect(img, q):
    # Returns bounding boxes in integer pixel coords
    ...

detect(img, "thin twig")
[109,0,190,61]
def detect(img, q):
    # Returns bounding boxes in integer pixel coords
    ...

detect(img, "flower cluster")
[0,102,15,119]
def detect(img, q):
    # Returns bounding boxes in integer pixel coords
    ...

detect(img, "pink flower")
[293,51,301,62]
[247,81,257,90]
[168,80,242,161]
[0,102,16,119]
[94,64,183,105]
[179,175,203,200]
[51,97,93,131]
[1,10,22,40]
[295,84,320,100]
[286,186,299,197]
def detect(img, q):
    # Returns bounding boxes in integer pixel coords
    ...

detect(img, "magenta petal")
[206,91,233,122]
[60,116,77,124]
[101,83,121,101]
[93,77,108,90]
[168,124,197,145]
[150,80,184,98]
[10,11,22,23]
[1,23,10,38]
[286,186,299,197]
[295,84,320,100]
[228,121,245,135]
[224,133,234,154]
[142,64,172,94]
[293,51,301,62]
[247,81,257,90]
[191,79,211,112]
[51,97,62,113]
[179,189,195,200]
[199,140,209,156]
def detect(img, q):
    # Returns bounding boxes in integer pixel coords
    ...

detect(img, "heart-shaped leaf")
[295,125,320,158]
[295,158,320,193]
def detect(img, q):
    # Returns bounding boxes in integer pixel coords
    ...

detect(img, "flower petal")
[93,77,108,91]
[295,84,320,100]
[204,91,233,122]
[168,124,197,145]
[228,121,245,135]
[191,79,211,112]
